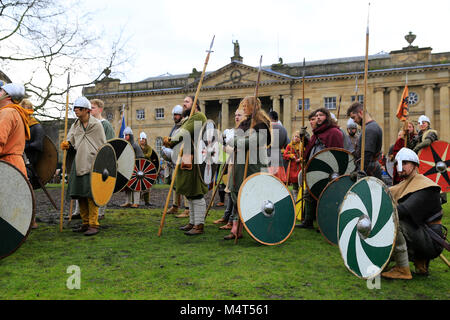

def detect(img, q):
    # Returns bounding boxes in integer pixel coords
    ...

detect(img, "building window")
[408,92,419,106]
[297,98,310,111]
[136,109,145,120]
[324,97,337,109]
[155,137,163,157]
[351,95,364,104]
[155,108,164,120]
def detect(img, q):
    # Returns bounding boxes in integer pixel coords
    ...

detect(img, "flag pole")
[361,3,370,173]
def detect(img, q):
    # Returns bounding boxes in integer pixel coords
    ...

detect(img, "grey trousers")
[188,198,206,226]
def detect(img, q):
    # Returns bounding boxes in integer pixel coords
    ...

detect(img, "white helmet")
[1,83,26,104]
[123,126,133,135]
[139,132,147,140]
[418,115,430,125]
[172,105,183,115]
[73,96,92,110]
[395,147,419,172]
[347,118,357,129]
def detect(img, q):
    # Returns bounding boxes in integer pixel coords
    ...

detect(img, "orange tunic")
[0,106,29,177]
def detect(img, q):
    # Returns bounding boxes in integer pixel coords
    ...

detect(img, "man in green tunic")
[163,96,208,235]
[61,96,106,236]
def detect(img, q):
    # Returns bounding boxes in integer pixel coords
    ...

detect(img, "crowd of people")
[0,80,447,279]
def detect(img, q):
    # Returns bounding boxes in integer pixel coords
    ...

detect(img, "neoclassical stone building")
[83,33,450,155]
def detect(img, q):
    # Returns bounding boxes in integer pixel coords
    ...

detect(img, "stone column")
[270,95,280,115]
[423,84,435,127]
[388,87,399,146]
[200,100,206,113]
[114,105,121,135]
[439,84,450,142]
[219,99,229,130]
[374,87,385,150]
[282,95,292,137]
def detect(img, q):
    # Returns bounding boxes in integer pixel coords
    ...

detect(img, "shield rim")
[107,138,136,193]
[305,147,355,201]
[196,119,219,186]
[126,157,158,192]
[237,172,296,246]
[337,176,399,280]
[149,148,161,175]
[0,160,36,260]
[316,174,354,246]
[90,143,117,207]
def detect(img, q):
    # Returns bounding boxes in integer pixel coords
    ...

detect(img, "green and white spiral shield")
[305,148,356,200]
[337,177,398,279]
[0,161,35,260]
[238,173,296,246]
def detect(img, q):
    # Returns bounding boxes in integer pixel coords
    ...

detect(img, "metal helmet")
[172,105,183,115]
[418,115,430,125]
[347,118,358,129]
[395,147,419,172]
[139,132,147,140]
[1,83,26,104]
[73,96,92,110]
[123,126,133,136]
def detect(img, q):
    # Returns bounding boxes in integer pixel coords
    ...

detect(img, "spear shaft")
[59,73,70,232]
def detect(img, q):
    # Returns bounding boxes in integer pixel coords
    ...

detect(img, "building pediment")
[186,61,292,90]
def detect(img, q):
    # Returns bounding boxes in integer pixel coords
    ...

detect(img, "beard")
[182,108,191,118]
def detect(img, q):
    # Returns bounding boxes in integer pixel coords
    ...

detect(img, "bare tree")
[0,0,131,119]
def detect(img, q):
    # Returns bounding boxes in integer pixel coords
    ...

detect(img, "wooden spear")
[59,72,70,232]
[299,58,306,221]
[158,35,215,237]
[361,3,370,173]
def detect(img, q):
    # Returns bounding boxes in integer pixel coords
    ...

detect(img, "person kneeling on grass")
[382,148,448,279]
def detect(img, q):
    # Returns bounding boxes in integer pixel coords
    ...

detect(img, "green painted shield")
[305,148,356,200]
[238,173,296,245]
[338,177,398,279]
[0,161,35,260]
[317,175,355,246]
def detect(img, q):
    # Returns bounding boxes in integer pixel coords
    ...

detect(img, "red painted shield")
[126,158,158,192]
[418,140,450,193]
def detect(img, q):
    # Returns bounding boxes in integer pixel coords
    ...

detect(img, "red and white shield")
[418,140,450,193]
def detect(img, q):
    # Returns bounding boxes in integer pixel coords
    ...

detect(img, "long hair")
[314,107,333,128]
[239,96,271,130]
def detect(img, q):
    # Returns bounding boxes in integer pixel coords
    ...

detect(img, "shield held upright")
[90,143,117,207]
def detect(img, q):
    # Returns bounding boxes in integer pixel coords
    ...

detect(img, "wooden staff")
[59,72,70,232]
[235,55,263,244]
[299,58,306,221]
[158,35,215,237]
[360,3,370,173]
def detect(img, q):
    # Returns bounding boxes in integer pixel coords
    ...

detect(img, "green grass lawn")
[1,201,449,300]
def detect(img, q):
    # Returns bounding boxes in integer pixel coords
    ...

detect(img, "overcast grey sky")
[86,0,450,83]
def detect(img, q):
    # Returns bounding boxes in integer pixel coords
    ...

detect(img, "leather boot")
[73,224,89,233]
[179,223,194,231]
[167,206,178,214]
[413,259,429,276]
[381,265,412,280]
[176,209,190,218]
[84,227,99,236]
[219,222,233,230]
[185,224,204,236]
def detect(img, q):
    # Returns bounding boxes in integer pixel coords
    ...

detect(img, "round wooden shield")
[34,135,58,185]
[418,140,450,193]
[337,177,398,279]
[317,174,355,246]
[108,138,136,193]
[126,158,158,192]
[196,120,219,186]
[91,143,117,207]
[305,148,356,200]
[149,148,160,175]
[238,172,296,246]
[0,160,35,260]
